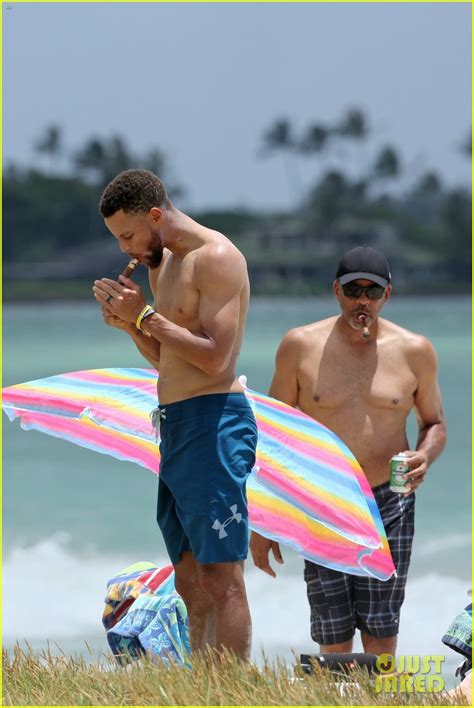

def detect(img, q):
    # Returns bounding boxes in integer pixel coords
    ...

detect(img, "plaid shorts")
[304,481,415,645]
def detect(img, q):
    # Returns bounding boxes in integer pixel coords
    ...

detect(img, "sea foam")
[3,533,469,685]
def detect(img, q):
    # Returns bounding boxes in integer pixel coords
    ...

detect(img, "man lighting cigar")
[92,169,257,659]
[251,246,446,656]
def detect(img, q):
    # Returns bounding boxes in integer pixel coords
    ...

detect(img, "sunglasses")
[341,283,386,300]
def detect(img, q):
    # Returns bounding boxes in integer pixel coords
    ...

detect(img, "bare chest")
[298,346,417,413]
[155,254,200,328]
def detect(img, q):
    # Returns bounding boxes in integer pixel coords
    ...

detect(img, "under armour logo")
[212,505,242,539]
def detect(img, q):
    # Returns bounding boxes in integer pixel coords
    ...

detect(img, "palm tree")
[104,136,134,184]
[306,169,349,229]
[296,122,333,196]
[334,108,369,176]
[261,118,294,155]
[142,147,184,200]
[372,145,400,181]
[73,136,135,185]
[299,123,329,154]
[73,138,108,182]
[413,171,442,195]
[34,125,62,174]
[259,118,301,200]
[336,108,367,140]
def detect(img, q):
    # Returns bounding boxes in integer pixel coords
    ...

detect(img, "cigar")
[121,258,139,278]
[358,314,370,339]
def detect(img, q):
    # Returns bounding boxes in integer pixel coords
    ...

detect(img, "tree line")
[3,110,471,296]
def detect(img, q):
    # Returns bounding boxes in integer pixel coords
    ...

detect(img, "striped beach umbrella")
[2,367,395,580]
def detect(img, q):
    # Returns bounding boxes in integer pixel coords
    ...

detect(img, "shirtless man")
[92,169,257,659]
[250,246,446,656]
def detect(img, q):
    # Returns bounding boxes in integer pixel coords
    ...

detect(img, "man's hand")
[101,304,132,331]
[93,275,147,324]
[400,449,429,495]
[250,531,284,578]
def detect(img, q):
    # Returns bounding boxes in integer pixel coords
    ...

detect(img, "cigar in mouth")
[121,258,139,278]
[358,314,370,339]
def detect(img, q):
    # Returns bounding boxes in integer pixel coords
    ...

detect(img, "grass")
[2,645,469,706]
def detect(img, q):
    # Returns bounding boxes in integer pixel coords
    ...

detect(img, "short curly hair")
[99,169,170,217]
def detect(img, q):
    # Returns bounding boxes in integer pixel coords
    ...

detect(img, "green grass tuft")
[2,644,468,706]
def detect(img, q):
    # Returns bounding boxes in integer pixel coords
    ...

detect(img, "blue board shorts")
[155,393,258,566]
[304,481,416,644]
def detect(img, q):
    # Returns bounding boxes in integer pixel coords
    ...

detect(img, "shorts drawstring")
[150,406,166,442]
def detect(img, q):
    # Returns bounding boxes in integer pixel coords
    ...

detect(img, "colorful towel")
[442,602,472,659]
[103,561,190,666]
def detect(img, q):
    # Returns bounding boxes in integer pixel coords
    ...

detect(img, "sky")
[4,2,472,211]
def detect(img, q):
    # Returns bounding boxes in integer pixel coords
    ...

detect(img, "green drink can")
[390,453,410,494]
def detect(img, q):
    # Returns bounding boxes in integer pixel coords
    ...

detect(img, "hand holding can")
[390,453,411,494]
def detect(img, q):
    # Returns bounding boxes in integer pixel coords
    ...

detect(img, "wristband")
[141,307,156,326]
[136,305,156,330]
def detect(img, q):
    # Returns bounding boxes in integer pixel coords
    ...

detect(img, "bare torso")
[151,231,248,405]
[294,317,421,487]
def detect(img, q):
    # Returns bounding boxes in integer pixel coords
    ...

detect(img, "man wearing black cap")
[250,246,446,656]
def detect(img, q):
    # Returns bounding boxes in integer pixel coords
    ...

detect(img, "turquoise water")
[2,297,471,677]
[3,297,471,563]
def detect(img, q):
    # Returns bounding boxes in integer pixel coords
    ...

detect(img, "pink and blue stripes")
[2,367,395,580]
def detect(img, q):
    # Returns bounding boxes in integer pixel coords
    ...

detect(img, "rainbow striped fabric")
[2,367,395,580]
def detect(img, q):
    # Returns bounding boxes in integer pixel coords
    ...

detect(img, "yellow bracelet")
[136,305,155,330]
[141,307,156,328]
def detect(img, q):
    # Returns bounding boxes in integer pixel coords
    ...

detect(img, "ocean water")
[2,297,471,686]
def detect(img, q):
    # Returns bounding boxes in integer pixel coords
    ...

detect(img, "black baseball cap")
[336,246,391,288]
